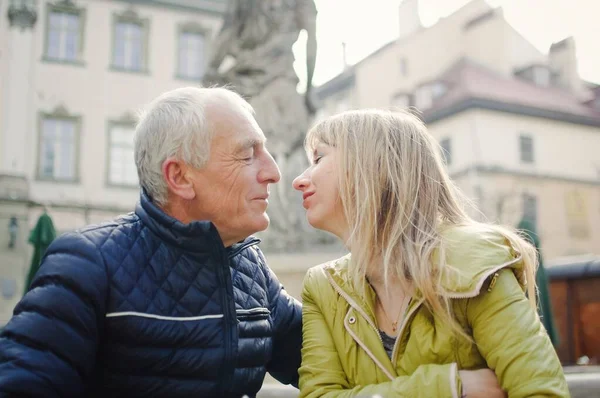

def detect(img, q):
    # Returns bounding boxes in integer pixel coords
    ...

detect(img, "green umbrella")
[24,212,57,295]
[516,218,560,347]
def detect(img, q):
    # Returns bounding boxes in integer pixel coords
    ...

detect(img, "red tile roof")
[425,58,600,123]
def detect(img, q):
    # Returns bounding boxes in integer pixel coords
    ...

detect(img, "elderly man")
[0,87,301,397]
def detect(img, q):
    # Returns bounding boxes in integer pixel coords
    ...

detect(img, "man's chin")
[250,214,270,234]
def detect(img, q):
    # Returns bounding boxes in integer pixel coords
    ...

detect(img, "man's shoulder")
[231,238,267,275]
[49,212,142,258]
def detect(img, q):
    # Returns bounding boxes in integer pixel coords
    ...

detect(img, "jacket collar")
[325,225,524,303]
[135,190,259,254]
[324,255,378,323]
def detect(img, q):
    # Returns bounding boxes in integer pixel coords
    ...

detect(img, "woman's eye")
[313,155,323,164]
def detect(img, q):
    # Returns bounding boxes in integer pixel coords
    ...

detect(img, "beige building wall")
[350,0,544,110]
[27,0,224,211]
[0,0,226,324]
[452,172,600,259]
[427,109,600,258]
[427,110,600,180]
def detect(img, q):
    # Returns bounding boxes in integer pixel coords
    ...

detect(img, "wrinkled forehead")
[208,101,265,148]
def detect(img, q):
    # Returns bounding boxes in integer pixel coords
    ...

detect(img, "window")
[565,190,590,239]
[414,82,446,110]
[532,66,551,87]
[108,124,138,186]
[440,137,452,165]
[177,28,206,80]
[38,116,78,181]
[519,134,534,163]
[522,193,537,228]
[45,2,84,62]
[112,11,148,72]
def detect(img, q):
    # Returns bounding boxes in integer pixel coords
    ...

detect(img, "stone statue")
[204,0,320,248]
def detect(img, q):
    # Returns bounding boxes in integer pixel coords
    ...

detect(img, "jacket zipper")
[390,298,425,363]
[212,235,236,395]
[236,307,271,321]
[219,238,260,394]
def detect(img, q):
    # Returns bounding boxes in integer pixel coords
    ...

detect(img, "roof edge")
[423,97,600,127]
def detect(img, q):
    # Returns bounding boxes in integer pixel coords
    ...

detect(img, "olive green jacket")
[299,225,569,398]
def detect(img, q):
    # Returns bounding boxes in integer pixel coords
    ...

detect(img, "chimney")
[342,42,348,70]
[549,36,584,96]
[398,0,422,39]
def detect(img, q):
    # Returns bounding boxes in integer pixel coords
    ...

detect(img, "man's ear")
[162,158,196,201]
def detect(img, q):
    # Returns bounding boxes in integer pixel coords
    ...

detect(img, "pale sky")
[293,0,599,88]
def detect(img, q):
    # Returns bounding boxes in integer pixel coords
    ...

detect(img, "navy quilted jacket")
[0,192,302,397]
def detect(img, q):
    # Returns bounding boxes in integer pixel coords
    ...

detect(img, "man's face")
[188,104,281,246]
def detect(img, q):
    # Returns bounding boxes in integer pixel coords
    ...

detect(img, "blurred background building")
[315,0,600,261]
[0,0,599,338]
[0,0,227,323]
[1,0,599,394]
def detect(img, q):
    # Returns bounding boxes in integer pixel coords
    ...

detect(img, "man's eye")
[241,151,255,162]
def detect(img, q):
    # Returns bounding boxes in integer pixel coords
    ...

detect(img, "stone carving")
[204,0,324,249]
[7,0,38,30]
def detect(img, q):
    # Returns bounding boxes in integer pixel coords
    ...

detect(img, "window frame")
[36,107,81,183]
[110,9,150,74]
[42,0,86,65]
[105,119,139,189]
[175,21,209,81]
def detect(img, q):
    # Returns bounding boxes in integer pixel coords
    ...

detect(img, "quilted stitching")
[0,193,301,398]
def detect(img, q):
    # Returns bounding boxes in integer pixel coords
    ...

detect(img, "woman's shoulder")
[303,254,351,295]
[305,253,350,282]
[435,223,525,297]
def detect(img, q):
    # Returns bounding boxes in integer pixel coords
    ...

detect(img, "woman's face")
[292,143,348,240]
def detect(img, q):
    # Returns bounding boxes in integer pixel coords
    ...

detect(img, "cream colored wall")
[427,108,600,260]
[427,110,478,172]
[355,0,495,108]
[0,200,29,325]
[506,23,547,71]
[476,110,600,180]
[0,0,8,169]
[427,110,600,181]
[27,0,224,211]
[454,172,600,260]
[338,0,545,112]
[316,87,356,120]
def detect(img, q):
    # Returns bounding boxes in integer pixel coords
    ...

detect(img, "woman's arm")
[467,269,570,397]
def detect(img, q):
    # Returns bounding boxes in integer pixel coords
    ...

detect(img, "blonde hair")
[305,109,538,338]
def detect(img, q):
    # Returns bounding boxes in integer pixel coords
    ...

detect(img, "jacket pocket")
[236,307,271,322]
[237,308,272,340]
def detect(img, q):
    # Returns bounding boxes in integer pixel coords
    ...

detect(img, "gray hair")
[134,86,253,205]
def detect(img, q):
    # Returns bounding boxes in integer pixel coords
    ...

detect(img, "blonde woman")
[292,109,569,398]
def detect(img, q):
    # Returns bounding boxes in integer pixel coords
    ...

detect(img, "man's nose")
[259,151,281,184]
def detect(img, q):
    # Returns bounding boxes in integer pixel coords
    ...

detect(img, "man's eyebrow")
[234,138,263,153]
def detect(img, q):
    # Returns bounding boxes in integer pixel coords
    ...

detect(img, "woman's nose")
[292,171,309,191]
